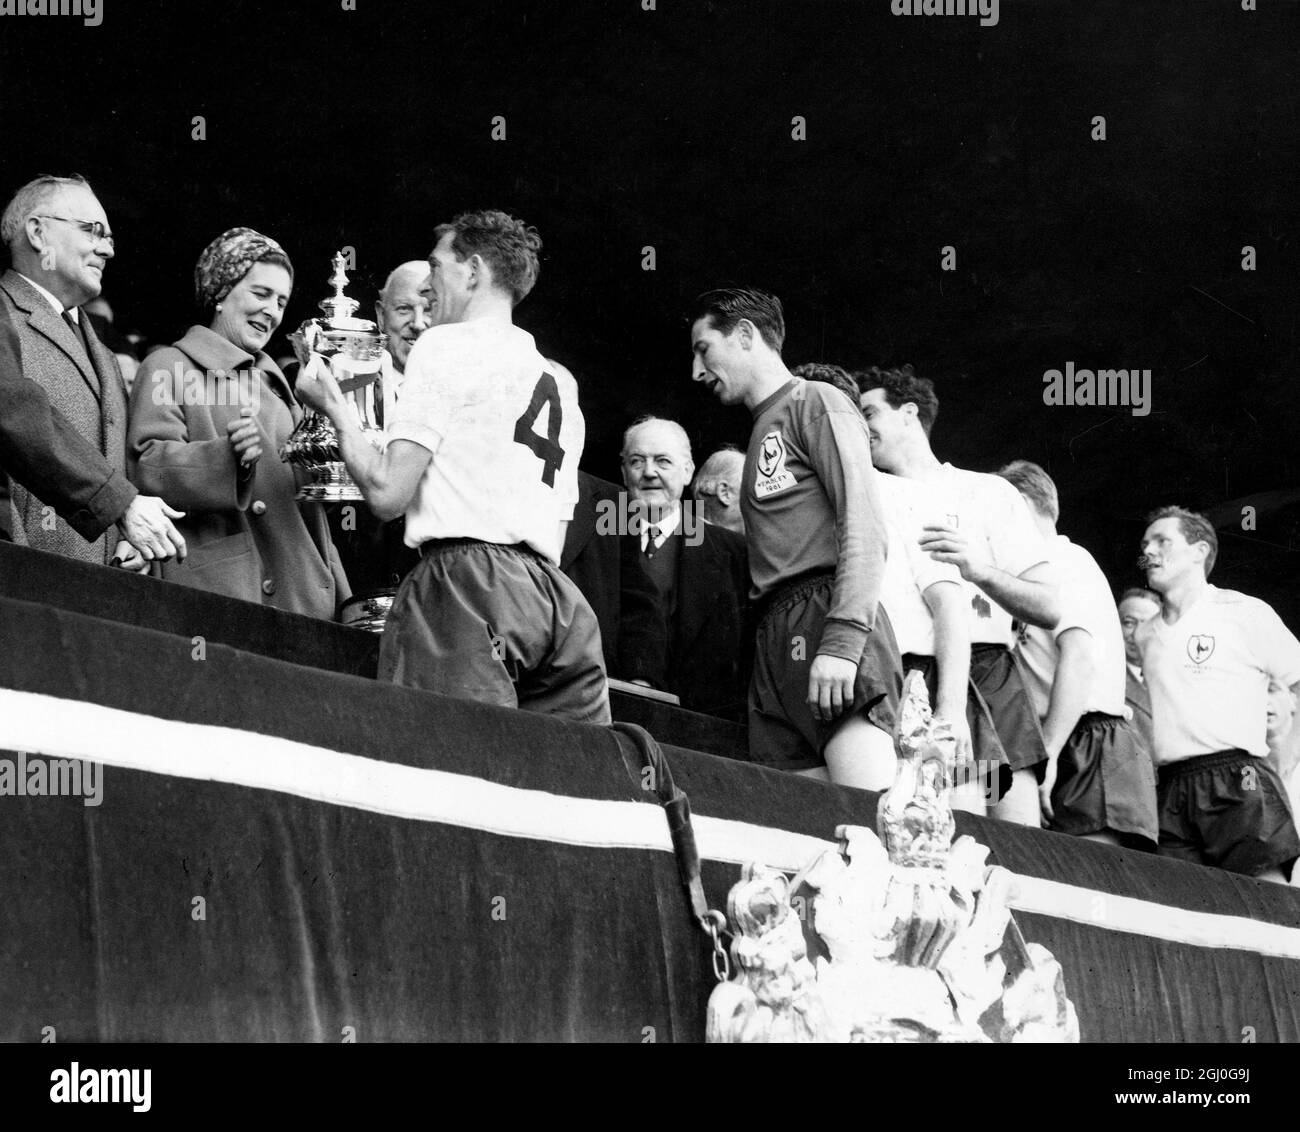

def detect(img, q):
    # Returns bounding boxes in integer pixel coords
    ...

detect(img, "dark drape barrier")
[2,549,1300,1042]
[0,541,747,761]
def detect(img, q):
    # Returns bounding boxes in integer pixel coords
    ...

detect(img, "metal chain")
[701,909,731,983]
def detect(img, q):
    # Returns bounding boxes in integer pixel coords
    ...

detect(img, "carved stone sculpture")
[706,671,1079,1043]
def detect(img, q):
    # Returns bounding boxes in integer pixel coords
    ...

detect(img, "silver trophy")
[280,252,388,501]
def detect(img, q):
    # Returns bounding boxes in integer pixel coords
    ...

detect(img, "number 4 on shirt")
[513,372,566,487]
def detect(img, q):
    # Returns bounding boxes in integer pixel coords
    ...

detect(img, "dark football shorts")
[379,538,611,726]
[902,652,1013,803]
[748,573,903,772]
[969,643,1049,772]
[1049,712,1158,850]
[1156,749,1300,880]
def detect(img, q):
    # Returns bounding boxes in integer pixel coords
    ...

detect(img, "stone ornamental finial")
[705,671,1079,1043]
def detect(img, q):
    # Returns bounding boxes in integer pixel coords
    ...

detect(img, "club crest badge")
[1187,635,1215,664]
[754,431,797,498]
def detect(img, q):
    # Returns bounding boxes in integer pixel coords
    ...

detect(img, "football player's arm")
[296,359,431,521]
[1038,627,1093,821]
[804,399,889,719]
[972,560,1060,631]
[920,484,1060,630]
[806,403,888,655]
[922,579,973,760]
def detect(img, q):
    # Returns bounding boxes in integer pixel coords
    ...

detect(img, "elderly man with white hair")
[620,415,750,720]
[0,173,186,567]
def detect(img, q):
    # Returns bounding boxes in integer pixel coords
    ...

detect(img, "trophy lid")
[318,251,362,324]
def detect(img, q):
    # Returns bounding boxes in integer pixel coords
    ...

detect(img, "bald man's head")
[376,260,432,372]
[694,447,745,533]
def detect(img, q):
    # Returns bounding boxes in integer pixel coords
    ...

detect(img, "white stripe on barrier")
[2,688,1298,960]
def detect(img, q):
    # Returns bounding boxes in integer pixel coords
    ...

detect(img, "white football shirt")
[387,317,584,565]
[876,472,961,656]
[1136,585,1300,764]
[1015,534,1127,721]
[921,463,1051,646]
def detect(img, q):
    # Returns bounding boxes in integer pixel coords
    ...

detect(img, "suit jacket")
[561,472,667,683]
[1125,667,1155,760]
[128,326,349,619]
[0,270,133,562]
[628,512,751,721]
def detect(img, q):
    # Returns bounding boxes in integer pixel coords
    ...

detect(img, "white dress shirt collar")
[640,502,681,551]
[16,273,75,320]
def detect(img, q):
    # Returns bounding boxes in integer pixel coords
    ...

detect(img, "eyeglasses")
[34,215,115,249]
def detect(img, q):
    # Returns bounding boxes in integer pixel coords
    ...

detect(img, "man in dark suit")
[560,470,667,686]
[1118,586,1160,759]
[620,416,750,720]
[0,174,185,566]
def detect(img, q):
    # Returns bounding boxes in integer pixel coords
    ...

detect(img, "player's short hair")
[1,173,93,255]
[791,362,859,406]
[997,460,1059,523]
[1146,505,1218,578]
[621,415,693,463]
[1118,586,1160,606]
[853,365,939,437]
[689,287,785,353]
[434,209,541,305]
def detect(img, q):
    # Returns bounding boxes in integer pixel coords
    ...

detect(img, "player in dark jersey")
[689,287,902,786]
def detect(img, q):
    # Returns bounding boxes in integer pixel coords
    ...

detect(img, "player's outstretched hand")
[295,353,346,417]
[919,523,989,584]
[807,654,857,721]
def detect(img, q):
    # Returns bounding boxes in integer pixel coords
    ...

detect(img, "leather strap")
[611,722,709,926]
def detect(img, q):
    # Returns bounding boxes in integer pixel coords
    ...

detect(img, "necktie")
[62,309,87,353]
[644,526,661,559]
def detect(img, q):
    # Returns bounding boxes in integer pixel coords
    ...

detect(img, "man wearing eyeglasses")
[0,174,186,568]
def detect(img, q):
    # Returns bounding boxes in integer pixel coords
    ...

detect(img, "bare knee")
[823,716,897,791]
[991,767,1041,827]
[1080,830,1122,847]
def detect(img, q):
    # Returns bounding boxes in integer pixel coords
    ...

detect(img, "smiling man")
[690,286,901,784]
[856,365,1059,826]
[0,174,186,567]
[1136,506,1300,884]
[375,260,432,382]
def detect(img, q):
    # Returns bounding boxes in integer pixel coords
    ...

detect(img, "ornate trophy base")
[294,462,367,503]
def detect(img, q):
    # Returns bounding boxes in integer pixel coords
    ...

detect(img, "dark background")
[2,0,1297,621]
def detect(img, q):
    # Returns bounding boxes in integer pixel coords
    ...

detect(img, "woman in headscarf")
[127,228,349,617]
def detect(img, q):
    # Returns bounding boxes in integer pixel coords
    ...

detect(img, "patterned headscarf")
[194,227,293,310]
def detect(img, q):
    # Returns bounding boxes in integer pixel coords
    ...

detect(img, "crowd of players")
[2,175,1298,888]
